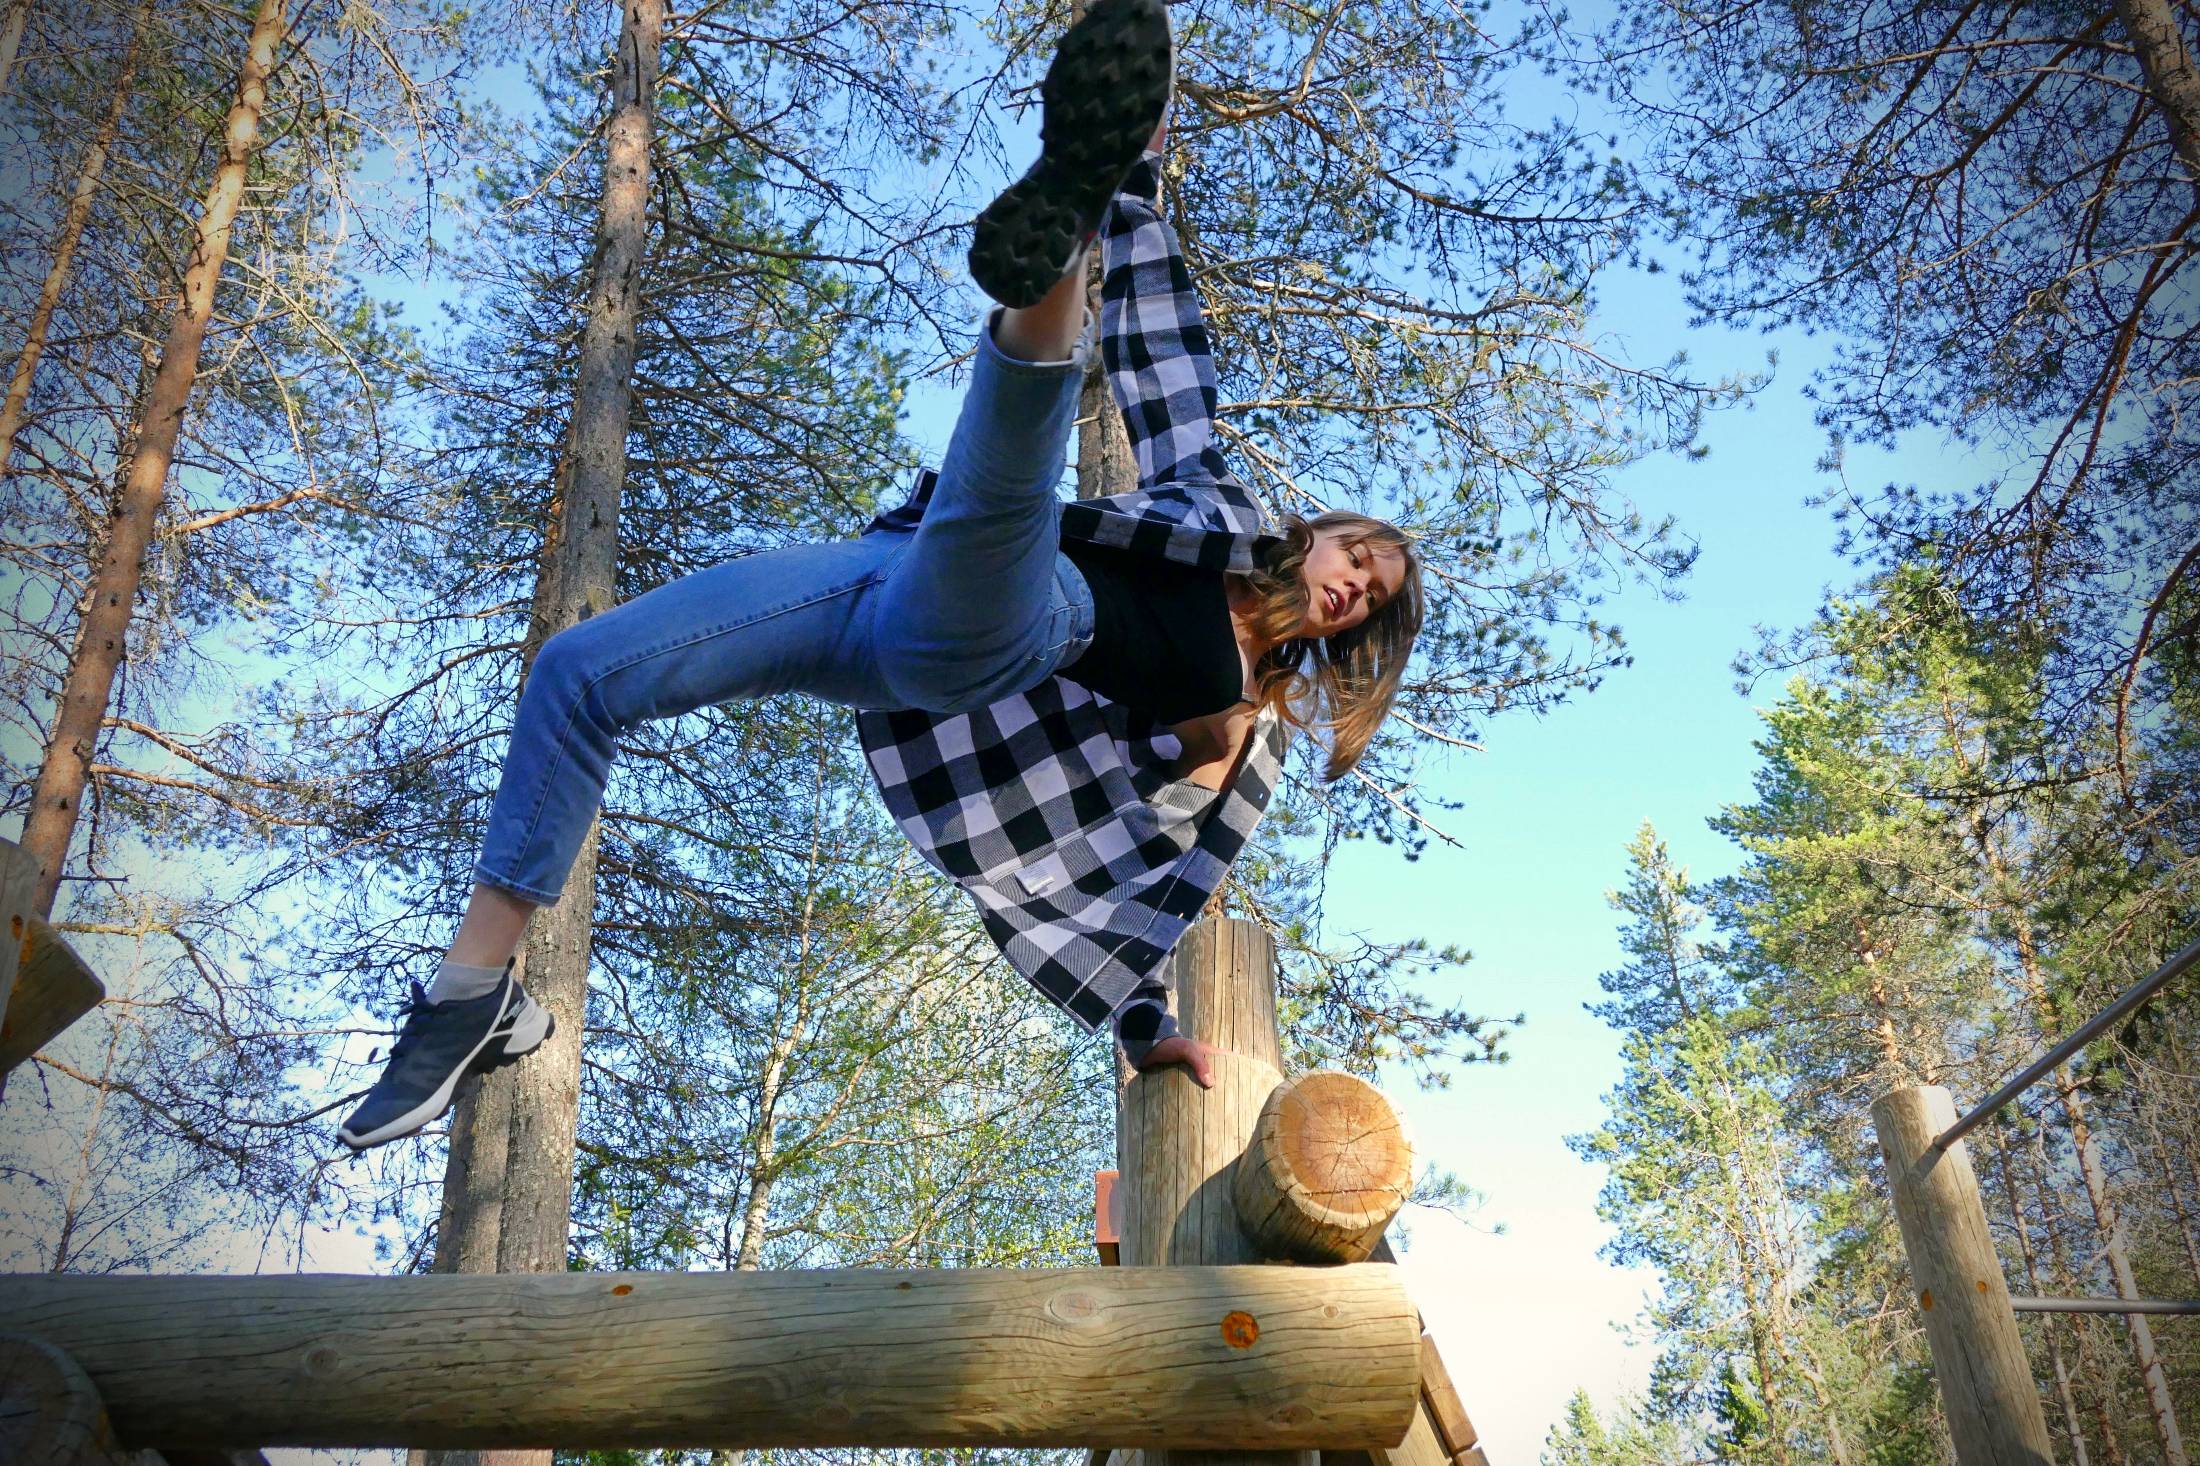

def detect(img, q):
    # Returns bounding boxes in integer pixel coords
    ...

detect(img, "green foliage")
[0,0,489,1268]
[1560,561,2200,1455]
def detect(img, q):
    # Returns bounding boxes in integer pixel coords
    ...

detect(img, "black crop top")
[1059,540,1244,723]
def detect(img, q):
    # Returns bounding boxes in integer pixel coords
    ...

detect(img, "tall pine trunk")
[1986,835,2188,1465]
[0,1,147,476]
[2114,0,2200,177]
[1070,0,1136,509]
[426,6,661,1465]
[2035,1129,2130,1466]
[16,0,285,918]
[0,0,29,101]
[1941,685,2185,1463]
[1994,1129,2092,1465]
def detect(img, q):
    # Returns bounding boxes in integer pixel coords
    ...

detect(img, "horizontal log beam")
[0,1265,1421,1453]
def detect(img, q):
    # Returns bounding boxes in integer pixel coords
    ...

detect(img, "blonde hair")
[1232,512,1424,781]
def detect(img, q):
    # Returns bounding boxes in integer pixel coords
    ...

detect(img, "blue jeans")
[474,314,1099,903]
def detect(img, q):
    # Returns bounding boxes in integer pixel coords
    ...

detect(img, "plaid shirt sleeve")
[1100,155,1243,498]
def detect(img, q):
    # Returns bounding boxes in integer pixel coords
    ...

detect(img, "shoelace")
[372,981,436,1068]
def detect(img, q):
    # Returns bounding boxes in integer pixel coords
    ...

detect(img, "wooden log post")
[1117,920,1420,1466]
[1233,1070,1413,1264]
[0,914,106,1080]
[1189,1006,1484,1466]
[1118,919,1300,1466]
[0,1266,1421,1454]
[0,1334,132,1466]
[0,837,37,1054]
[1118,921,1292,1271]
[1872,1085,2054,1465]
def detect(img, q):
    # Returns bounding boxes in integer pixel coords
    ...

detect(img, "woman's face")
[1298,528,1407,639]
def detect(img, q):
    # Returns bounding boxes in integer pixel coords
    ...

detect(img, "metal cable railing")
[1930,932,2200,1318]
[1934,933,2200,1152]
[1871,932,2200,1452]
[2011,1296,2200,1316]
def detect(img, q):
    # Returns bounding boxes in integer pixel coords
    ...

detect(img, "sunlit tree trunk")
[1993,847,2187,1465]
[0,1,148,477]
[427,5,661,1464]
[2034,1128,2129,1466]
[2121,1054,2200,1284]
[2114,0,2200,177]
[1938,688,2184,1464]
[1711,1065,1796,1466]
[0,0,30,101]
[1994,1129,2091,1465]
[1073,0,1139,1096]
[16,0,285,918]
[728,745,831,1277]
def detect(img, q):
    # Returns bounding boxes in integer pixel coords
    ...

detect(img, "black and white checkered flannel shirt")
[856,155,1288,1049]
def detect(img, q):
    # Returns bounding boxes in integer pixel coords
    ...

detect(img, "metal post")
[2011,1296,2200,1316]
[1873,1085,2054,1465]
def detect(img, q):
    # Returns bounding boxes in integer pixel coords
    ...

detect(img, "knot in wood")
[1048,1288,1101,1323]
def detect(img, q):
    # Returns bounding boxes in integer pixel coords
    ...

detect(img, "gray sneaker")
[338,967,552,1151]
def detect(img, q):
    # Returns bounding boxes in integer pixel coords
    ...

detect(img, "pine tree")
[0,0,478,1266]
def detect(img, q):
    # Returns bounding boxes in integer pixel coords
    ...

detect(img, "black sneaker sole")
[969,0,1173,308]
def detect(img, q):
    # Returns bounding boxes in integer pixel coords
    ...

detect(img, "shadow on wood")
[0,915,106,1078]
[0,1333,130,1466]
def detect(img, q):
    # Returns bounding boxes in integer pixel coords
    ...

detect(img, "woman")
[340,0,1424,1152]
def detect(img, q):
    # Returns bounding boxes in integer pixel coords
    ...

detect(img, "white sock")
[427,958,506,1005]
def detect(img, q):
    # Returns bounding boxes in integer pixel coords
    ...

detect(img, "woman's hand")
[1164,704,1254,791]
[1134,1033,1216,1088]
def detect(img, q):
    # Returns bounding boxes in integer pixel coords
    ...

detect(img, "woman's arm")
[1099,156,1240,494]
[1165,702,1258,791]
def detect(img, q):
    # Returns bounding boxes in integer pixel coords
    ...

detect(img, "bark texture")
[0,914,103,1080]
[0,1267,1421,1453]
[1070,0,1139,513]
[1118,918,1312,1466]
[426,7,662,1464]
[1078,326,1138,503]
[0,1,145,477]
[1231,1069,1412,1263]
[1871,1085,2055,1466]
[0,0,28,102]
[2114,0,2200,178]
[0,1333,126,1466]
[16,0,286,917]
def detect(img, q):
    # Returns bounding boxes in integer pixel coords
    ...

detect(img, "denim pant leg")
[474,536,903,903]
[873,312,1097,714]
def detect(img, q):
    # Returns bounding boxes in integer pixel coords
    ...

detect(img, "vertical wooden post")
[0,838,37,1055]
[1117,917,1309,1466]
[0,916,106,1081]
[1872,1085,2054,1465]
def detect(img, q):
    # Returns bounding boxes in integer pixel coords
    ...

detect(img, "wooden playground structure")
[18,813,2199,1465]
[0,837,1492,1464]
[1871,936,2200,1466]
